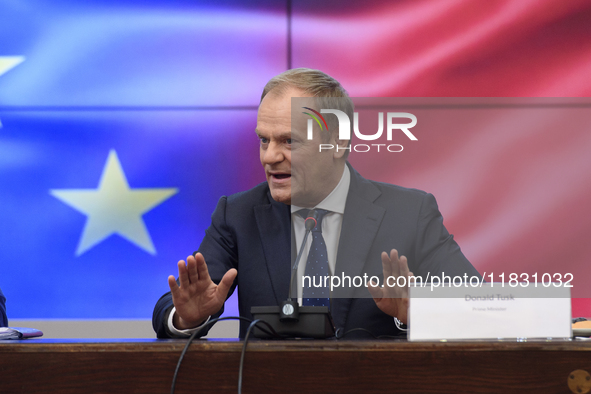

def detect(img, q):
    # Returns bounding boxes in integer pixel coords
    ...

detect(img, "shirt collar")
[291,164,350,215]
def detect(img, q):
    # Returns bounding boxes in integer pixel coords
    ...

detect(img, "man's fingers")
[168,275,180,297]
[186,255,199,283]
[399,255,410,279]
[381,251,395,278]
[217,268,238,299]
[389,249,399,262]
[194,253,211,282]
[367,279,384,300]
[382,249,406,279]
[177,260,190,289]
[389,249,402,277]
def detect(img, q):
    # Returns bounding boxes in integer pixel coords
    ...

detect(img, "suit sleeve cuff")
[167,306,211,337]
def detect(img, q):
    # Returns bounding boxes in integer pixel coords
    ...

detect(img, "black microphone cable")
[170,316,283,394]
[170,316,409,394]
[238,319,262,394]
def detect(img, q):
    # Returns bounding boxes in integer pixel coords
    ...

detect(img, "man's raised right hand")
[168,253,237,330]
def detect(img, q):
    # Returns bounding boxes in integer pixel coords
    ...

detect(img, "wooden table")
[1,339,591,393]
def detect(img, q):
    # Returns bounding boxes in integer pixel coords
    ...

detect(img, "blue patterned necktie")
[299,209,330,307]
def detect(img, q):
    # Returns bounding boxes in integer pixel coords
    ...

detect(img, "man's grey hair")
[261,67,349,101]
[261,68,354,145]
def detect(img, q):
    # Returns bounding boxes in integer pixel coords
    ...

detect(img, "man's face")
[256,87,346,206]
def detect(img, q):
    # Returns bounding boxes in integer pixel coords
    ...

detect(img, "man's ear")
[333,136,350,159]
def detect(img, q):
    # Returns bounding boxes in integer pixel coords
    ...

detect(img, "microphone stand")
[280,210,316,321]
[251,210,335,338]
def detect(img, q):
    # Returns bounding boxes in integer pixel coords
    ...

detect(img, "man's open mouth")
[272,174,291,179]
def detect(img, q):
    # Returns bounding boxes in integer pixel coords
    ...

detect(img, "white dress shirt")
[291,165,350,302]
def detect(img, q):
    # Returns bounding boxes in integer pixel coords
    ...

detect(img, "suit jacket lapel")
[331,164,385,329]
[254,192,292,305]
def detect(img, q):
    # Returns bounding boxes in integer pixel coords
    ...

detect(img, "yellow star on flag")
[0,56,25,77]
[0,56,25,128]
[51,150,178,256]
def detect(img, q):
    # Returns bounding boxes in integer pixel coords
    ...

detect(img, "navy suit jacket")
[0,288,7,327]
[153,163,480,338]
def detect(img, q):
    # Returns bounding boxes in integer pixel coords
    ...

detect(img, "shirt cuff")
[167,306,211,337]
[394,317,408,332]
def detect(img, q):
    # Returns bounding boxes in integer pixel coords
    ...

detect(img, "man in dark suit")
[153,68,480,338]
[0,287,7,327]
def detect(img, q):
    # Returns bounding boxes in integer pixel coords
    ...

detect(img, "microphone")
[250,208,334,338]
[304,210,319,231]
[280,210,317,322]
[286,209,318,303]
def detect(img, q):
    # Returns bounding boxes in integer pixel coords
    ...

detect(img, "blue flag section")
[0,0,284,320]
[0,110,262,318]
[0,0,286,107]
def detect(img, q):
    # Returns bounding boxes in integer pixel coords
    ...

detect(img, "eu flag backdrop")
[3,0,591,323]
[0,0,284,320]
[0,110,264,318]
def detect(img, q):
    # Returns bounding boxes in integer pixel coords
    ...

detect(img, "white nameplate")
[408,284,572,341]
